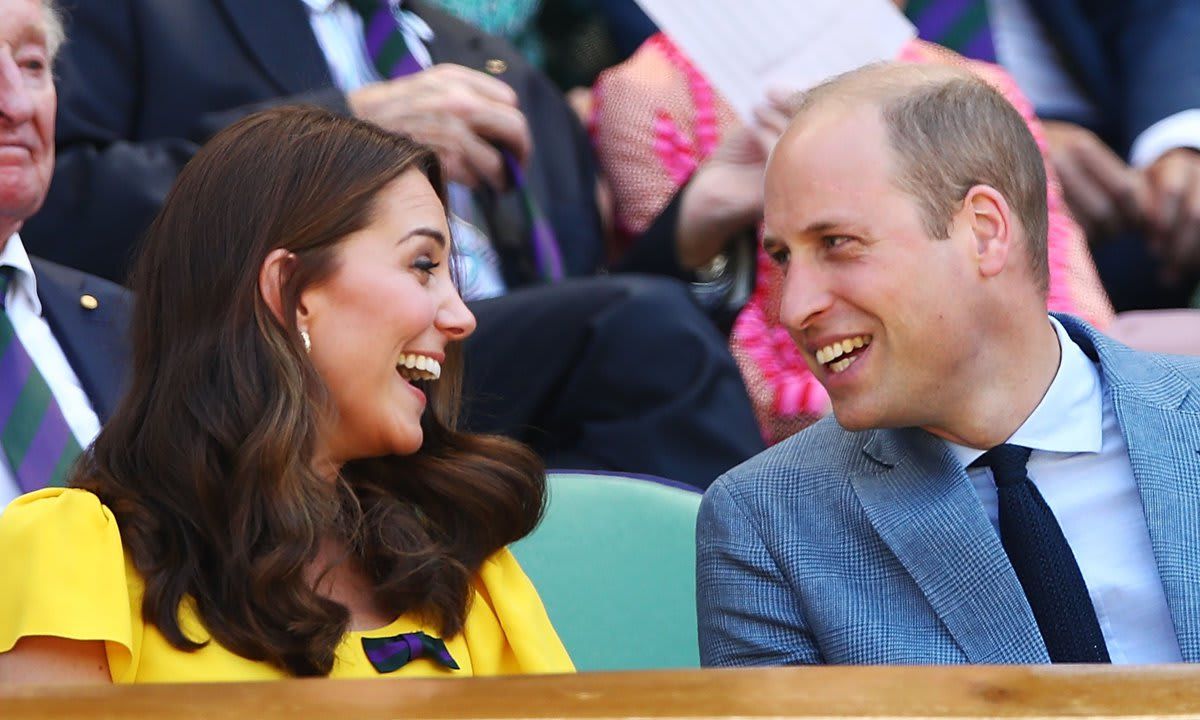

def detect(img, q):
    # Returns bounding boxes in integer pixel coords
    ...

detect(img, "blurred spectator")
[906,0,1200,309]
[0,0,129,509]
[428,0,656,92]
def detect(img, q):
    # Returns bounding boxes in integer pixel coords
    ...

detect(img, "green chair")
[510,471,703,671]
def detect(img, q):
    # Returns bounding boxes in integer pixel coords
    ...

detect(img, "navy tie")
[972,444,1111,663]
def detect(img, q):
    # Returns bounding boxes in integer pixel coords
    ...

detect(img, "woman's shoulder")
[0,487,139,671]
[0,487,120,544]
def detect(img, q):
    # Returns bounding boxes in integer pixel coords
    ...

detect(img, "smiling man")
[695,62,1200,666]
[0,0,129,508]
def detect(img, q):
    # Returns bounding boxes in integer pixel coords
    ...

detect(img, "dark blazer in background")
[30,258,131,422]
[1027,0,1200,158]
[26,0,605,285]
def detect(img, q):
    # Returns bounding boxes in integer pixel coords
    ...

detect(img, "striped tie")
[906,0,997,62]
[348,0,565,282]
[0,267,82,493]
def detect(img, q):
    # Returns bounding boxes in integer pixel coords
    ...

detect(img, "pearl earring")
[300,330,311,354]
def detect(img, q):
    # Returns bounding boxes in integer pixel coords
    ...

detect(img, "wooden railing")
[3,665,1199,719]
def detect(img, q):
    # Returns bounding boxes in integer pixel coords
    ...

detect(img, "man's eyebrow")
[802,220,842,235]
[400,227,446,248]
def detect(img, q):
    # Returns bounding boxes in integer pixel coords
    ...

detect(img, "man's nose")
[0,52,36,125]
[778,259,835,334]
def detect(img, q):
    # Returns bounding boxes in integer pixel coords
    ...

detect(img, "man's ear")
[962,184,1013,279]
[259,248,299,326]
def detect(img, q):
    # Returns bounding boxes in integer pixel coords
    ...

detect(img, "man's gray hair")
[43,0,66,61]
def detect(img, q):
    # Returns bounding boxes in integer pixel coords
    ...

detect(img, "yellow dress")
[0,488,574,682]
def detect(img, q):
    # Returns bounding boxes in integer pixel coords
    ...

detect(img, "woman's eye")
[413,256,441,275]
[824,235,852,250]
[767,248,790,267]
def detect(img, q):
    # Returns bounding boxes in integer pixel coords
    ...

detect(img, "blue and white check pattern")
[697,314,1200,666]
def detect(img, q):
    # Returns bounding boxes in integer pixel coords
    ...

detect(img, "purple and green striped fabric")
[349,0,565,282]
[361,630,460,673]
[0,268,82,493]
[906,0,996,62]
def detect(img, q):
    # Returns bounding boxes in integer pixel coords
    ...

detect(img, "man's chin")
[828,403,883,433]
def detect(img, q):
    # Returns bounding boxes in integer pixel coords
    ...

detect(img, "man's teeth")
[828,355,859,374]
[396,353,441,381]
[815,335,872,366]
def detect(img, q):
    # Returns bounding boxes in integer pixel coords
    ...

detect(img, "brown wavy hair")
[73,106,546,676]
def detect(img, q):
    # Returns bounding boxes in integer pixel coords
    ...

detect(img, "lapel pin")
[484,58,508,75]
[79,294,99,311]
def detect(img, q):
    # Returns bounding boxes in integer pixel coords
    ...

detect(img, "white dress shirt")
[943,317,1182,663]
[0,235,101,508]
[987,0,1200,167]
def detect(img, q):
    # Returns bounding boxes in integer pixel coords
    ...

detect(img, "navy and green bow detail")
[361,631,460,673]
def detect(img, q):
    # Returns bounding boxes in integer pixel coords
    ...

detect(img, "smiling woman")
[0,106,571,682]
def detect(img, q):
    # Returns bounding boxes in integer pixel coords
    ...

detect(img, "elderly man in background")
[697,62,1200,666]
[0,0,129,508]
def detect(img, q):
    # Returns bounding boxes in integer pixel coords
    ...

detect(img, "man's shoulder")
[1059,313,1200,404]
[715,415,868,499]
[31,257,130,305]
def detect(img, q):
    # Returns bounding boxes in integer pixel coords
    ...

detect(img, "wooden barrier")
[3,665,1200,719]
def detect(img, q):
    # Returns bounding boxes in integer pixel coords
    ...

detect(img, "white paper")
[634,0,916,124]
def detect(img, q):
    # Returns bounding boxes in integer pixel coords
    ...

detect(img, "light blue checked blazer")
[697,315,1200,665]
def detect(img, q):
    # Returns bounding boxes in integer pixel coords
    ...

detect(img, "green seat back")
[510,472,702,671]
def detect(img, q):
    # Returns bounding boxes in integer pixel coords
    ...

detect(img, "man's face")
[763,107,983,432]
[0,0,55,237]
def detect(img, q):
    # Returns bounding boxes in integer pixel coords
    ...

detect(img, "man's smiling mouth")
[815,335,872,374]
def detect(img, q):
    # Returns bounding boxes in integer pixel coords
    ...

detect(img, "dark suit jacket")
[25,0,606,285]
[1028,0,1200,157]
[30,258,131,422]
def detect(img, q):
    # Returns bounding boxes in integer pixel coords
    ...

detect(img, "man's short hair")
[789,63,1050,294]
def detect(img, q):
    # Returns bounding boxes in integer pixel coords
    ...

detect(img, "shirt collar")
[944,316,1104,468]
[0,233,42,316]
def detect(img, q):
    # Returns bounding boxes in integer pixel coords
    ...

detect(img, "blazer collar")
[857,427,1049,663]
[1059,313,1200,661]
[218,0,335,96]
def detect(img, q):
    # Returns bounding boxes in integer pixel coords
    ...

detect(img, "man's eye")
[823,235,852,249]
[766,247,790,266]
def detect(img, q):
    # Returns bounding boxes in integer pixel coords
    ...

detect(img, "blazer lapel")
[34,265,128,423]
[853,428,1049,663]
[216,0,334,96]
[1107,366,1200,661]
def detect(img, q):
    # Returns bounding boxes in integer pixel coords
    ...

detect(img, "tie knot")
[971,443,1032,488]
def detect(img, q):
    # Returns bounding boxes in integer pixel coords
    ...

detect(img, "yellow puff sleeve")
[462,547,574,675]
[0,488,139,681]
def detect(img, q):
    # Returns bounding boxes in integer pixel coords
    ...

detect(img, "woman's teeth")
[396,353,441,381]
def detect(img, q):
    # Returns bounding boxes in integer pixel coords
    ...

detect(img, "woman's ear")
[259,248,296,325]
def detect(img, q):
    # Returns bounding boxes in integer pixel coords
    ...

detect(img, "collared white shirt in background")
[987,0,1200,167]
[944,316,1182,664]
[0,235,101,508]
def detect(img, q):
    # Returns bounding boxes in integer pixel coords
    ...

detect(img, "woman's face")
[301,170,475,466]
